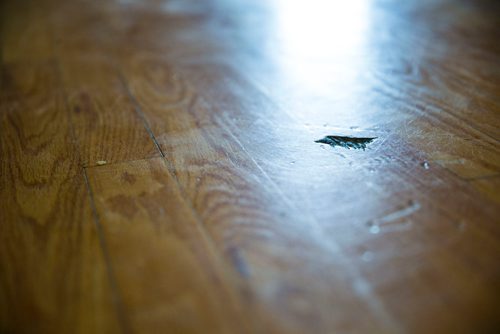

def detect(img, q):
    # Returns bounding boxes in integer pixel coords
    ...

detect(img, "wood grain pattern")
[121,55,390,333]
[57,58,160,167]
[50,3,160,167]
[0,63,121,333]
[175,62,500,334]
[1,0,500,333]
[85,158,251,334]
[148,61,500,334]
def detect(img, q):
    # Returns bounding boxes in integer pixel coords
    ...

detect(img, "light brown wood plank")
[110,9,500,324]
[2,0,500,333]
[105,0,500,180]
[54,55,160,166]
[0,62,121,334]
[173,63,500,333]
[121,54,395,333]
[48,3,159,167]
[107,0,500,331]
[85,157,252,334]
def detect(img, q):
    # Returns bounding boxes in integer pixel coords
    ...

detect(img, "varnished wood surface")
[1,0,499,333]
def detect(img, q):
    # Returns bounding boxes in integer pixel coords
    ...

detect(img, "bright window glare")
[275,0,370,59]
[272,0,371,96]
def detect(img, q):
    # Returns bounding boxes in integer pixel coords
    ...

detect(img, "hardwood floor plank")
[54,57,160,167]
[107,0,500,331]
[85,157,252,334]
[48,2,160,167]
[0,62,121,334]
[120,54,394,333]
[175,63,500,333]
[104,0,500,180]
[1,0,499,332]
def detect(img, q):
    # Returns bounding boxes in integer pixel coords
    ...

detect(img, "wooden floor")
[1,0,499,333]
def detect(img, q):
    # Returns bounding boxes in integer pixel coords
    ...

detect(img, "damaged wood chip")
[315,135,377,150]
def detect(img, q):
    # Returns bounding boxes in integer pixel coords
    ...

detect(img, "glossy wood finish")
[1,0,499,333]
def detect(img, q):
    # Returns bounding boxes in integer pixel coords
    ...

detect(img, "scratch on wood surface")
[226,246,251,278]
[375,200,421,225]
[368,201,421,233]
[315,136,377,150]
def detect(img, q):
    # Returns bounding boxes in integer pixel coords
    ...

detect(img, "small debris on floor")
[315,135,377,150]
[96,160,107,166]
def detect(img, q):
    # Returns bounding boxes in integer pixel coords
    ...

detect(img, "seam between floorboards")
[58,80,132,334]
[116,66,256,334]
[120,61,398,331]
[83,168,132,334]
[116,70,166,159]
[50,38,131,332]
